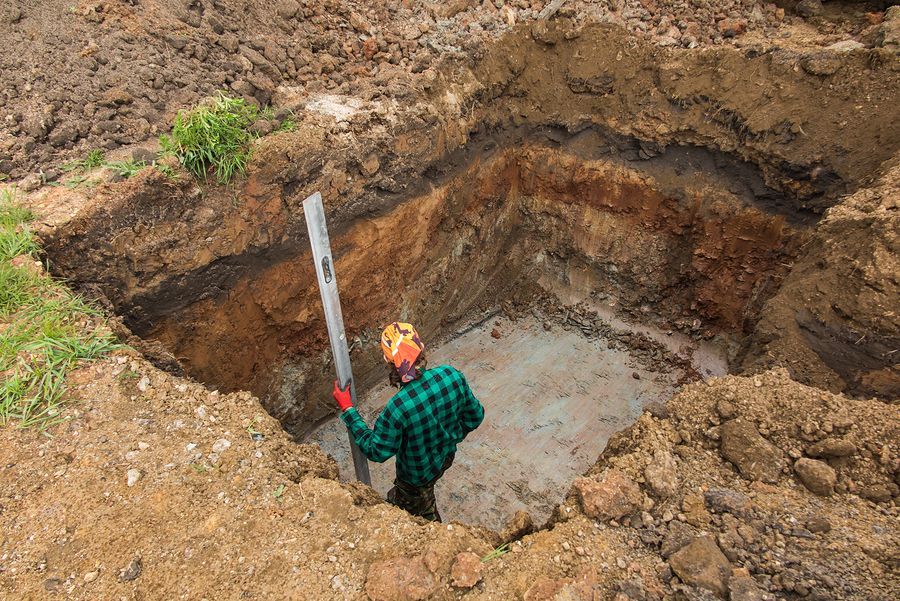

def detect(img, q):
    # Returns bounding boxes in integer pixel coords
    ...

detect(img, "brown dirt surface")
[2,1,900,600]
[741,157,900,398]
[0,0,892,178]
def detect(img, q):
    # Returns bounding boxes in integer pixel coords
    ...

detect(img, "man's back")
[387,365,484,485]
[341,365,484,486]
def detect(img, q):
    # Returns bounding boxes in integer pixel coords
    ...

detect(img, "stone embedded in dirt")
[796,0,823,18]
[524,574,600,601]
[126,468,142,487]
[661,520,698,558]
[880,6,900,51]
[573,469,642,521]
[806,516,831,534]
[720,419,783,483]
[794,458,836,496]
[48,123,79,148]
[729,571,766,601]
[859,484,893,503]
[681,492,712,528]
[644,449,678,498]
[360,153,381,176]
[365,556,437,601]
[500,509,535,542]
[716,399,737,420]
[450,552,483,588]
[118,557,142,582]
[668,536,732,598]
[703,487,752,519]
[490,328,502,339]
[275,0,299,20]
[717,18,747,38]
[524,576,562,601]
[800,52,843,77]
[806,438,856,458]
[212,438,232,454]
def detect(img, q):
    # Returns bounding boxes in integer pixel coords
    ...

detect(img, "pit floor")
[307,315,727,531]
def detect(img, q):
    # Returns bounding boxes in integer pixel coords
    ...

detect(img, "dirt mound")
[549,368,899,600]
[741,157,900,398]
[0,0,889,179]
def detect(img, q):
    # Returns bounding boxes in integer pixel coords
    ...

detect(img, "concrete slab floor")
[306,315,727,531]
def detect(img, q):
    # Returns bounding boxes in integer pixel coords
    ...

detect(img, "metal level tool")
[303,191,372,485]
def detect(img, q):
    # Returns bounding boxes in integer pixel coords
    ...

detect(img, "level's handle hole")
[322,256,333,283]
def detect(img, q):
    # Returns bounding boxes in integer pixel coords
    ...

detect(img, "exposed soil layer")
[1,5,898,601]
[41,22,900,428]
[46,136,806,436]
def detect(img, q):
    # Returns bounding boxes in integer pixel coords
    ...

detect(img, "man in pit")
[332,322,484,522]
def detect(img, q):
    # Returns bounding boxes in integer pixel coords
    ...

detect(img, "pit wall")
[50,141,801,434]
[42,22,900,427]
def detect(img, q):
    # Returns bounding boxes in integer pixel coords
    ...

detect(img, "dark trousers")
[386,453,455,522]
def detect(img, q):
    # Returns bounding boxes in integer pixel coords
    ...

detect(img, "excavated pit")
[137,136,804,435]
[64,134,809,529]
[38,21,900,531]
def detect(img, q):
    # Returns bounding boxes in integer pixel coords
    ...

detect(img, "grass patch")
[0,188,118,429]
[276,117,297,133]
[62,149,106,173]
[159,93,264,184]
[105,159,148,180]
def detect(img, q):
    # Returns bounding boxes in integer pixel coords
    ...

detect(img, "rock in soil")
[644,449,679,498]
[719,419,784,483]
[794,458,836,496]
[668,536,732,598]
[365,556,437,601]
[573,469,642,521]
[450,552,483,588]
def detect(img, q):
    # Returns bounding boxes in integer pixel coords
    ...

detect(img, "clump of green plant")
[276,117,297,133]
[159,93,265,184]
[62,149,106,173]
[0,188,118,429]
[152,162,179,180]
[481,543,510,562]
[105,158,147,180]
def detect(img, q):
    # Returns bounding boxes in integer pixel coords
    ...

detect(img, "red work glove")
[332,380,353,412]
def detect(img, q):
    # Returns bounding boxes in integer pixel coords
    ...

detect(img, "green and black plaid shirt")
[340,365,484,486]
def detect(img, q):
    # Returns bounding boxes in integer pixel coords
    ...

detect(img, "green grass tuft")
[105,159,148,180]
[159,93,264,184]
[0,188,118,429]
[62,149,106,173]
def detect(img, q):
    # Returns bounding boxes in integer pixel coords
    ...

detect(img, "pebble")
[212,438,232,454]
[616,557,627,569]
[126,468,142,487]
[84,570,99,583]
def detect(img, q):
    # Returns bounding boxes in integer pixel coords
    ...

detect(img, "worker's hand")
[332,380,353,412]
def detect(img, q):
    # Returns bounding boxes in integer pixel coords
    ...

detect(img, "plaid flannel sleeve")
[457,373,484,436]
[340,405,403,463]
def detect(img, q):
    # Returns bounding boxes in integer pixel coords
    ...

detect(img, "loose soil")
[2,2,900,601]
